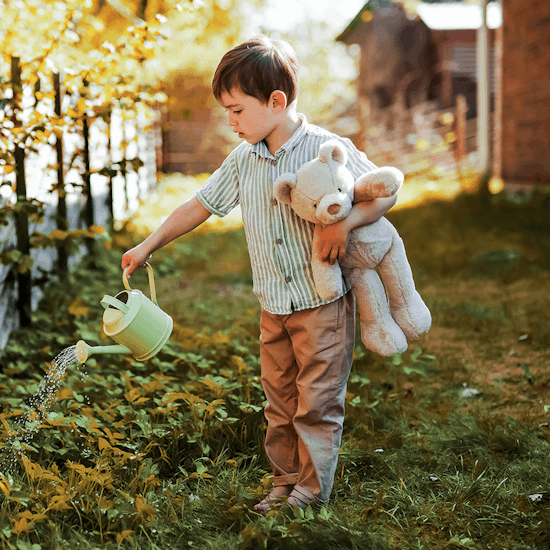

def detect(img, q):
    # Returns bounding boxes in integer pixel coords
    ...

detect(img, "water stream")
[0,345,86,476]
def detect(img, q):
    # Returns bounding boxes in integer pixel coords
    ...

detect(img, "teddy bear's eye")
[313,204,317,208]
[338,188,342,192]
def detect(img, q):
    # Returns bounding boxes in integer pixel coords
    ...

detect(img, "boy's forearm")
[343,195,397,232]
[141,196,211,254]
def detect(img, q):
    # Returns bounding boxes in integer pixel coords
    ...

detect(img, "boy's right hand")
[121,244,152,279]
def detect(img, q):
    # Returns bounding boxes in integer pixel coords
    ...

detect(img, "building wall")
[500,0,550,184]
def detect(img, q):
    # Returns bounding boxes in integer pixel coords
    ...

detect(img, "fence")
[0,57,159,350]
[362,94,494,173]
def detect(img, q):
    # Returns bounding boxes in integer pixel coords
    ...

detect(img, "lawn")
[0,178,549,550]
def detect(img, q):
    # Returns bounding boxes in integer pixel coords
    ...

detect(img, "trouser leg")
[260,309,300,487]
[288,292,356,503]
[260,292,356,502]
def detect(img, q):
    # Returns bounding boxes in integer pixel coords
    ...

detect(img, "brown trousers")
[259,291,356,503]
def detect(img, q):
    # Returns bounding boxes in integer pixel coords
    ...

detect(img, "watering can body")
[76,263,173,363]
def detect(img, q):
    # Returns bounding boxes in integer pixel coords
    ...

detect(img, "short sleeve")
[196,147,240,218]
[337,136,379,180]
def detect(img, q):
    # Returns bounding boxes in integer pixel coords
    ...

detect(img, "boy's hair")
[212,36,299,107]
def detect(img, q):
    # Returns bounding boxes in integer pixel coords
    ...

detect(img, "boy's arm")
[122,196,211,277]
[319,195,397,265]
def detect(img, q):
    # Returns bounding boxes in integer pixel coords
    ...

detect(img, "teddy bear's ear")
[274,173,297,204]
[318,139,348,166]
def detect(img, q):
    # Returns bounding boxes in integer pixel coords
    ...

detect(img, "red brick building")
[496,0,550,186]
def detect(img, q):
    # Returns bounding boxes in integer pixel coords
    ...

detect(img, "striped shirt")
[195,113,378,315]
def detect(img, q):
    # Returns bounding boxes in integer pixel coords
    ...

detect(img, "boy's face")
[219,88,277,145]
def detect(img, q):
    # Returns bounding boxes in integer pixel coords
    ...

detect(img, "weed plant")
[0,185,549,549]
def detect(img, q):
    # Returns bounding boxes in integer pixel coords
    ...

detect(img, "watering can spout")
[75,340,133,363]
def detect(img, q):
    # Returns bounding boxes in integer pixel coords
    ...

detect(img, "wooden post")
[11,56,32,327]
[477,0,490,175]
[492,13,503,181]
[154,102,164,175]
[81,79,95,258]
[122,114,129,212]
[107,109,115,232]
[53,72,68,277]
[455,94,467,163]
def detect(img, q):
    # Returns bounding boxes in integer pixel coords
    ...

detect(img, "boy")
[122,36,396,511]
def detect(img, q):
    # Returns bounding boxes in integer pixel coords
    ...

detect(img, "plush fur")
[274,139,431,356]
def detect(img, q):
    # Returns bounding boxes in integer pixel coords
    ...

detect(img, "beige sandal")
[254,485,293,512]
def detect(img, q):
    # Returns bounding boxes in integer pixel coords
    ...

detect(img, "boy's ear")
[270,90,287,112]
[274,173,297,204]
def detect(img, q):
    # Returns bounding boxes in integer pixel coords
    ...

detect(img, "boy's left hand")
[318,221,350,265]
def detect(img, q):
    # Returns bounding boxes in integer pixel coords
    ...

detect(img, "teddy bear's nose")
[328,204,341,215]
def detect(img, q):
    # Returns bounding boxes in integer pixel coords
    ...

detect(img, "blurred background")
[0,0,548,345]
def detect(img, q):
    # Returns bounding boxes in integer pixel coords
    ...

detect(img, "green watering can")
[75,262,173,363]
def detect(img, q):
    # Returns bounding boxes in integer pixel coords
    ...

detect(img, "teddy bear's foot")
[360,323,408,357]
[391,294,432,340]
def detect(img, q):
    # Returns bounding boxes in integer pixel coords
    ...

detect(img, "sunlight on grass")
[127,165,482,237]
[128,173,244,235]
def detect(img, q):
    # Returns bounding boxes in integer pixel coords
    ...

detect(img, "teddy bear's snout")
[316,193,352,225]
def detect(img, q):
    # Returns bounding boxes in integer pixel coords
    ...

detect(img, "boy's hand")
[318,221,350,265]
[121,244,152,278]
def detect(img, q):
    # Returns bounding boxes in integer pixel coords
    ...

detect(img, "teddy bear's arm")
[311,225,343,301]
[353,167,404,202]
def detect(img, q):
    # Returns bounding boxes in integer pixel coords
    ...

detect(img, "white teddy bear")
[274,139,431,356]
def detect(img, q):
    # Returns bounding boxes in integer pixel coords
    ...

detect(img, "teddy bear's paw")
[360,324,408,357]
[391,298,432,340]
[314,276,343,301]
[317,288,341,302]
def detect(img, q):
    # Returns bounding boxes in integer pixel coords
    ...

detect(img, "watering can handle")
[100,295,130,313]
[123,262,158,305]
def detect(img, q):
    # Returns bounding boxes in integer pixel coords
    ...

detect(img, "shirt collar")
[251,113,309,159]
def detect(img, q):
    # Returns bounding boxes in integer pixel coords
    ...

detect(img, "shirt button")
[276,238,282,245]
[271,198,278,206]
[271,159,277,166]
[285,276,292,283]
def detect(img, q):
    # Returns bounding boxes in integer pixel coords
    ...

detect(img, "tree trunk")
[11,57,32,327]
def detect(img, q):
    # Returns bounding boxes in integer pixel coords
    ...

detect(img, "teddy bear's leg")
[345,268,408,356]
[311,225,343,301]
[379,234,431,340]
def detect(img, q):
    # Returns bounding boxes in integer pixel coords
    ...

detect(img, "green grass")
[1,186,549,549]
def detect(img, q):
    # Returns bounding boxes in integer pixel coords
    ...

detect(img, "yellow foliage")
[116,530,134,544]
[0,476,11,497]
[134,494,156,524]
[68,296,90,317]
[124,388,143,403]
[229,355,246,373]
[46,494,72,512]
[98,436,112,451]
